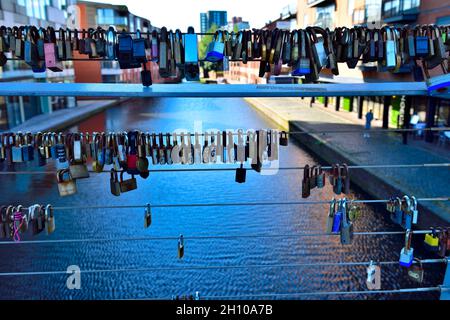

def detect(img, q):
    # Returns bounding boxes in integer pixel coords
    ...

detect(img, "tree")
[198,24,218,73]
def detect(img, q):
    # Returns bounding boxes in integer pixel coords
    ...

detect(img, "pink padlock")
[44,27,63,72]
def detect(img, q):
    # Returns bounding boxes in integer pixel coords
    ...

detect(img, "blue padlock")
[399,229,414,268]
[205,31,224,62]
[332,206,342,233]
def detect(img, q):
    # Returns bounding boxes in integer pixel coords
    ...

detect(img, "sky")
[85,0,295,31]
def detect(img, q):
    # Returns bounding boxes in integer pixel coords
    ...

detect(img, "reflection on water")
[0,98,445,300]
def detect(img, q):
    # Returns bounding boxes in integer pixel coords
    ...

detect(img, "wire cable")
[41,197,447,211]
[0,163,448,175]
[0,229,443,246]
[200,287,444,299]
[0,259,445,277]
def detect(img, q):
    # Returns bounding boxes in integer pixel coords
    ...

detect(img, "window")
[97,8,115,25]
[316,5,335,29]
[348,0,355,16]
[17,0,25,6]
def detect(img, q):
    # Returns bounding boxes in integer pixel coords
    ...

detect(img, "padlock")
[308,27,328,70]
[84,28,96,57]
[348,201,362,221]
[44,27,63,72]
[56,27,66,60]
[279,131,288,146]
[150,30,159,62]
[141,62,152,87]
[340,199,353,245]
[401,195,412,230]
[0,26,9,53]
[332,200,342,233]
[206,31,225,62]
[316,165,325,188]
[55,140,69,170]
[0,206,7,239]
[383,26,396,70]
[11,134,24,163]
[426,25,446,69]
[235,163,246,183]
[35,27,46,61]
[119,171,137,193]
[415,26,429,58]
[144,203,152,228]
[301,165,311,198]
[171,133,181,164]
[56,169,77,197]
[209,133,217,164]
[407,258,424,283]
[424,228,440,253]
[399,229,414,268]
[326,199,336,234]
[158,27,169,77]
[126,131,139,175]
[45,204,55,235]
[391,197,403,225]
[94,27,106,58]
[165,133,173,165]
[341,163,350,194]
[69,159,89,179]
[64,28,73,60]
[438,228,449,257]
[118,31,139,69]
[292,30,311,76]
[366,261,381,290]
[23,133,34,162]
[110,169,121,196]
[14,26,25,59]
[24,26,39,68]
[106,27,116,60]
[333,164,342,195]
[309,165,317,189]
[184,26,199,81]
[174,29,184,66]
[133,29,147,63]
[177,234,184,259]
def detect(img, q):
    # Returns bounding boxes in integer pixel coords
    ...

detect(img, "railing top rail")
[0,82,446,98]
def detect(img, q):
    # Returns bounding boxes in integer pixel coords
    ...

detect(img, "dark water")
[0,98,445,300]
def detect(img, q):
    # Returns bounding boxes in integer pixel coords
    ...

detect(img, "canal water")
[0,98,445,299]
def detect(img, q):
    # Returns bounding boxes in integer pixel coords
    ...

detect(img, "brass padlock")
[45,204,55,235]
[56,169,77,197]
[119,171,137,193]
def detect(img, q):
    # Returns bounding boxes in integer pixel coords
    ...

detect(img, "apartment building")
[297,0,450,130]
[0,0,75,130]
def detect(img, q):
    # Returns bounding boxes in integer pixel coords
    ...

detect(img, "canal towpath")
[244,97,450,225]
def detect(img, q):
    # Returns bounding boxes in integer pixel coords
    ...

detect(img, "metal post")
[402,96,412,145]
[382,96,391,129]
[349,97,354,112]
[335,96,340,111]
[425,97,437,143]
[358,96,363,119]
[440,257,450,300]
[324,96,328,108]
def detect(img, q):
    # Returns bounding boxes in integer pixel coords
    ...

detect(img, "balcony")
[307,0,335,8]
[382,0,420,23]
